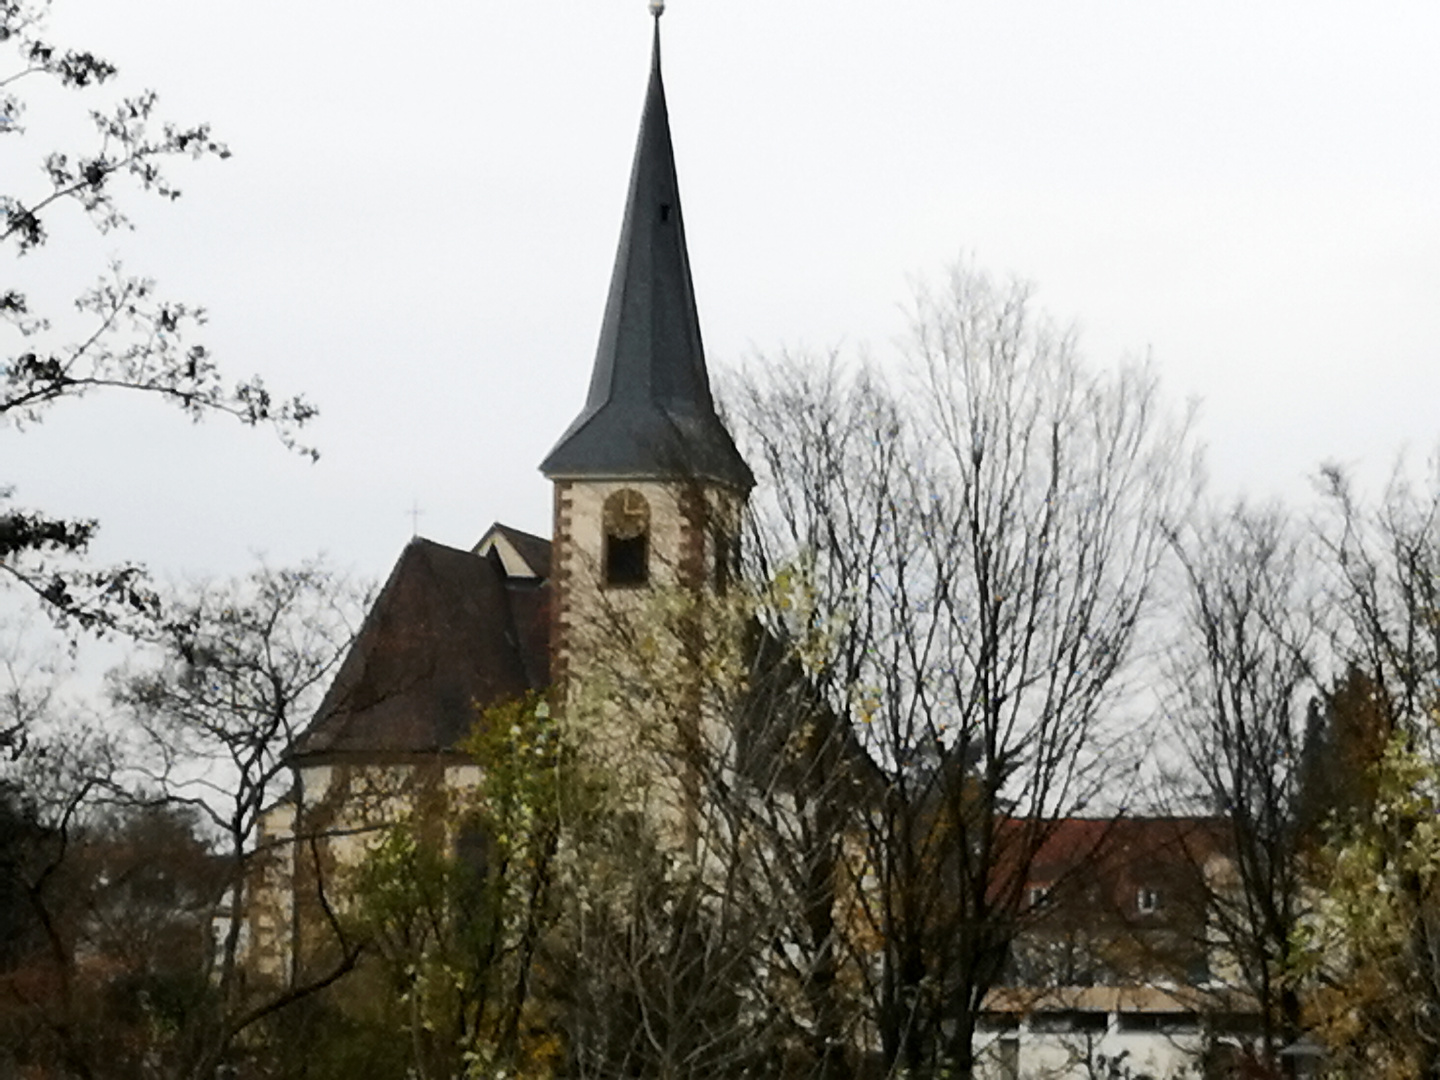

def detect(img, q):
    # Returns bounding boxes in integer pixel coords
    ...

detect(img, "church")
[246,6,756,983]
[289,8,748,779]
[286,14,748,792]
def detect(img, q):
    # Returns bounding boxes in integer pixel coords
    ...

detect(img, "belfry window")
[603,489,651,587]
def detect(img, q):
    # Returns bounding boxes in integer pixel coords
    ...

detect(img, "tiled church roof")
[289,535,549,763]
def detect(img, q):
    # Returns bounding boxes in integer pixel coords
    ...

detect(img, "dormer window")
[603,489,651,587]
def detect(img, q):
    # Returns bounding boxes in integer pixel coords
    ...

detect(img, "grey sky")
[7,0,1440,589]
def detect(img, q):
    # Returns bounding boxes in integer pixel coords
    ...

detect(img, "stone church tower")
[540,19,752,715]
[285,14,750,786]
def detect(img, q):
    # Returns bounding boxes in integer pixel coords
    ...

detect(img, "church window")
[603,489,651,587]
[454,822,490,880]
[712,527,738,594]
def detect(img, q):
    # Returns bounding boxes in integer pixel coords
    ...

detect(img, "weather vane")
[649,0,664,17]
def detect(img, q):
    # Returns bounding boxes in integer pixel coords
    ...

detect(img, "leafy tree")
[1297,463,1440,1079]
[1296,666,1393,839]
[0,717,223,1080]
[1300,734,1440,1080]
[346,694,569,1080]
[1,0,314,638]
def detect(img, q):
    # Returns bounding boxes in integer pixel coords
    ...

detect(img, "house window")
[976,1013,1020,1033]
[1028,885,1049,910]
[603,489,651,587]
[1137,887,1161,914]
[996,1036,1019,1080]
[1030,1011,1107,1035]
[1117,1011,1200,1035]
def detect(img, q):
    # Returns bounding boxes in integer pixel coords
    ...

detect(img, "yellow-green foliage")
[1300,734,1440,1080]
[346,693,571,1080]
[463,693,565,872]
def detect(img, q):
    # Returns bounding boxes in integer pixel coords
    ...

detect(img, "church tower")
[540,14,752,711]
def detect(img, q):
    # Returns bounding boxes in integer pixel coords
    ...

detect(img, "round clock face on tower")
[604,489,651,541]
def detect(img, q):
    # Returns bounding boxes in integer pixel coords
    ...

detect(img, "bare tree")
[558,821,781,1080]
[0,639,227,1080]
[1165,500,1320,1074]
[726,262,1194,1078]
[109,560,371,1079]
[1318,463,1440,749]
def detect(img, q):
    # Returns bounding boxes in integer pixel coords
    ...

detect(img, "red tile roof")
[1026,816,1226,887]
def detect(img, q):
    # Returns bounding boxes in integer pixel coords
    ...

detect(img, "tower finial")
[649,0,665,17]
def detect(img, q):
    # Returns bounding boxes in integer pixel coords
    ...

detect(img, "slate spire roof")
[540,20,753,492]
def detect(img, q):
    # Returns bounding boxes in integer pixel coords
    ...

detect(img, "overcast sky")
[7,0,1440,592]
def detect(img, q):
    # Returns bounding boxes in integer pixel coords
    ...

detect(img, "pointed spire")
[540,16,753,492]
